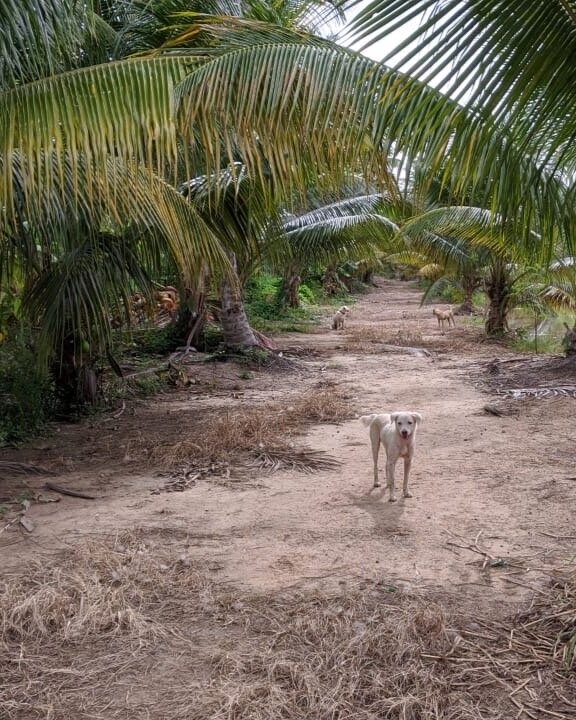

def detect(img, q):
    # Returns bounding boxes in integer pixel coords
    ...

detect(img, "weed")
[509,332,560,355]
[124,325,181,356]
[128,374,166,398]
[237,346,271,367]
[0,335,54,445]
[16,490,34,505]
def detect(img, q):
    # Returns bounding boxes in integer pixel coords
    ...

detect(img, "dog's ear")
[411,412,423,424]
[390,412,400,421]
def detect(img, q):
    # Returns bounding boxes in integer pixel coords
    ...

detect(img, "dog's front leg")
[402,454,413,498]
[386,460,397,502]
[369,424,381,488]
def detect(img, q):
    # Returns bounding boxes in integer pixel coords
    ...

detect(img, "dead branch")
[44,482,96,500]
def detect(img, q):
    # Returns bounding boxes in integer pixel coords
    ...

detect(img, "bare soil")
[2,279,576,719]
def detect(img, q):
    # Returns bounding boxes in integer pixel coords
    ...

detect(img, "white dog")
[331,305,351,330]
[359,412,423,502]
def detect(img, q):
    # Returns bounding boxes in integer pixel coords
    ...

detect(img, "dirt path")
[2,279,575,614]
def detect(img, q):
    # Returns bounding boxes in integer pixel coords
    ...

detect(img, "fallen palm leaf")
[498,386,576,399]
[250,447,342,474]
[0,461,58,476]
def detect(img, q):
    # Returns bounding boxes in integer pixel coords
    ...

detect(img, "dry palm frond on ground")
[147,386,353,470]
[1,532,575,720]
[498,385,576,399]
[250,447,342,474]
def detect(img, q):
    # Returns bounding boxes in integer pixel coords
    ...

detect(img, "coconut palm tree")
[3,0,576,363]
[183,165,400,343]
[0,0,349,379]
[278,193,400,305]
[0,3,233,380]
[398,205,548,335]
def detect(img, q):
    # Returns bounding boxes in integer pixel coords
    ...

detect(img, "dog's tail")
[359,414,377,427]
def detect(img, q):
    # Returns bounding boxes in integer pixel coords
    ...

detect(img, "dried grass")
[196,593,478,720]
[0,532,214,719]
[2,533,575,720]
[148,386,354,469]
[343,325,482,354]
[343,327,425,353]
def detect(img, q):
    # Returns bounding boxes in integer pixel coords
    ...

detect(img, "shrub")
[245,273,283,320]
[0,337,54,444]
[127,325,182,356]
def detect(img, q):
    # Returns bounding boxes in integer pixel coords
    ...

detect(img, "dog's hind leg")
[402,455,413,498]
[369,422,381,488]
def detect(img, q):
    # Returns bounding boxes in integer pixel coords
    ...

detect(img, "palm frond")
[110,0,344,56]
[176,44,404,192]
[2,154,229,283]
[176,41,575,255]
[401,206,535,263]
[0,0,93,88]
[0,57,201,217]
[250,447,342,474]
[282,194,398,230]
[3,156,230,356]
[540,284,576,311]
[417,262,443,279]
[420,275,461,306]
[347,1,576,166]
[181,163,278,277]
[279,195,400,266]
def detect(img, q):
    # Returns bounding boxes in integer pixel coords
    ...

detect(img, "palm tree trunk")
[485,261,511,336]
[181,266,208,349]
[458,274,478,315]
[323,264,346,295]
[282,271,301,308]
[220,253,259,350]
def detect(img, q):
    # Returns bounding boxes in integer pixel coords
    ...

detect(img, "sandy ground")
[2,279,576,615]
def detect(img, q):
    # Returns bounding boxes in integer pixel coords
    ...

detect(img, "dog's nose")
[401,430,408,437]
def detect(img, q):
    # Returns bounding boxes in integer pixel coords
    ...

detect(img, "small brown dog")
[432,306,455,333]
[331,305,351,330]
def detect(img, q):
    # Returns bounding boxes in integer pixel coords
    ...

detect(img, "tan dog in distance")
[331,305,351,330]
[432,306,455,333]
[360,411,423,502]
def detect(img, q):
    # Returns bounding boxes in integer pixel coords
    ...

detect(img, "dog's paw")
[373,482,381,489]
[403,491,413,498]
[388,496,397,503]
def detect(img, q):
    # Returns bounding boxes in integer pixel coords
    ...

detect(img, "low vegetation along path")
[2,278,576,719]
